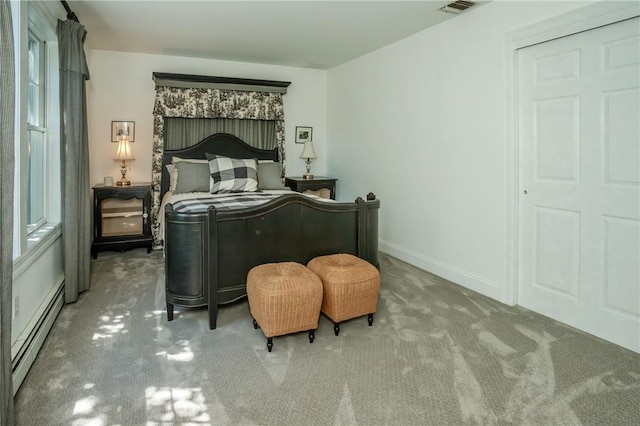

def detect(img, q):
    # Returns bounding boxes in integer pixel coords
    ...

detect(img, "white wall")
[12,237,64,353]
[327,0,590,301]
[86,50,327,186]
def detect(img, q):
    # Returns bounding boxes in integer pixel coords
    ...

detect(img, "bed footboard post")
[165,205,211,324]
[367,196,380,269]
[208,206,218,330]
[356,196,366,259]
[356,194,380,269]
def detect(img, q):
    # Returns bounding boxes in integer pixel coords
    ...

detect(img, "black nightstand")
[91,183,153,259]
[285,176,337,200]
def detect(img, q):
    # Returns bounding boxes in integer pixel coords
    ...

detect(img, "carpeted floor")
[14,248,640,425]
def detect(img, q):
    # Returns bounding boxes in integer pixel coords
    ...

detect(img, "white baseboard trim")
[379,240,502,302]
[12,277,64,395]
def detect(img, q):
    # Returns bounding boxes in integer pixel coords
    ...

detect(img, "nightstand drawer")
[100,198,144,237]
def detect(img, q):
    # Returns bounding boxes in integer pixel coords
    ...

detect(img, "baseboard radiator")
[11,282,65,395]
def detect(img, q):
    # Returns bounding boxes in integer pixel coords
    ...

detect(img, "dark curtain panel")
[164,118,276,150]
[0,1,15,423]
[58,19,91,303]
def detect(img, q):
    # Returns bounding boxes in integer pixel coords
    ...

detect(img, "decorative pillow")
[207,155,258,193]
[173,161,211,194]
[169,157,209,193]
[257,162,286,190]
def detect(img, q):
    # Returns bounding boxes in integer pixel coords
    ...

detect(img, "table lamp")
[114,135,134,186]
[300,140,317,180]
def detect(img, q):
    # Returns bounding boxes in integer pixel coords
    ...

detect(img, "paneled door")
[518,17,639,352]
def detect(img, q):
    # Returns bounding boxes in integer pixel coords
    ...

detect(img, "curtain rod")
[153,72,291,94]
[60,0,80,23]
[153,73,291,88]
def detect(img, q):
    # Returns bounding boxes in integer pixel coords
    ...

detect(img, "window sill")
[13,222,62,278]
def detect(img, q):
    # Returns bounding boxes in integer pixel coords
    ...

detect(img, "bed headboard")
[161,133,279,197]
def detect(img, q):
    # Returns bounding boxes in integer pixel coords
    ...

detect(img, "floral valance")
[153,87,284,121]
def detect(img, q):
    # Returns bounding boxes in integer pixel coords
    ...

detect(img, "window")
[27,30,47,233]
[12,1,62,261]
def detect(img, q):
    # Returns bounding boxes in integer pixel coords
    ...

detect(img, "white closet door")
[518,17,639,352]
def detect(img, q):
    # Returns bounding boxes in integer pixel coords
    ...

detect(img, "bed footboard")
[165,193,380,329]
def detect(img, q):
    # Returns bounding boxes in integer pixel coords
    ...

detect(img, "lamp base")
[302,173,314,180]
[117,161,131,186]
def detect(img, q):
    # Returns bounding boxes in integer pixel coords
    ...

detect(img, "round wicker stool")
[247,262,323,352]
[307,254,380,336]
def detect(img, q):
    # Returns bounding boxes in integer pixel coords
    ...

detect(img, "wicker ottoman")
[307,254,380,336]
[247,262,323,352]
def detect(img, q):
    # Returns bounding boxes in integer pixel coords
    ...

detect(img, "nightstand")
[91,183,153,259]
[285,177,337,200]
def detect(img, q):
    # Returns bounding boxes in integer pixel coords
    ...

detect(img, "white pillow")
[172,157,209,164]
[166,164,177,192]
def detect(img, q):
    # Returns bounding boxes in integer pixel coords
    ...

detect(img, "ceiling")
[66,0,484,70]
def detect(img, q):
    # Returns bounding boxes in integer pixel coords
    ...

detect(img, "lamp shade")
[114,136,134,161]
[300,140,317,159]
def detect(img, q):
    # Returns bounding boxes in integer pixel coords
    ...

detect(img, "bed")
[161,133,380,329]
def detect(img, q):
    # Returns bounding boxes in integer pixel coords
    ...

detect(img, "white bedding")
[158,189,332,241]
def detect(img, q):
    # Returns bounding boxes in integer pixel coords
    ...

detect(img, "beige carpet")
[14,248,640,425]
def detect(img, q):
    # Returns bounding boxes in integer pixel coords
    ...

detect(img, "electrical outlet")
[14,295,19,318]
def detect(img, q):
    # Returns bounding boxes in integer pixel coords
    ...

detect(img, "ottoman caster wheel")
[334,322,340,336]
[309,330,315,343]
[252,318,259,329]
[267,337,273,352]
[368,313,374,326]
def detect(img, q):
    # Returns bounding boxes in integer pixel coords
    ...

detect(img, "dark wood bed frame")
[162,133,380,329]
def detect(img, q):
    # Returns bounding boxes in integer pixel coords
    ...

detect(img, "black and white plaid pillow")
[207,155,258,193]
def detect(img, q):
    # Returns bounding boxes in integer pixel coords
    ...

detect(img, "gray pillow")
[173,161,211,193]
[257,162,286,190]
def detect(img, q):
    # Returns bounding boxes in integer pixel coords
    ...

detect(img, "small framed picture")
[111,121,135,142]
[295,126,313,144]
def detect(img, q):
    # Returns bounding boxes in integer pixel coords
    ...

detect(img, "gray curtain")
[58,19,91,303]
[0,1,15,423]
[164,118,276,150]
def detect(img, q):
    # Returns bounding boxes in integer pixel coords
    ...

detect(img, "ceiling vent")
[439,0,476,14]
